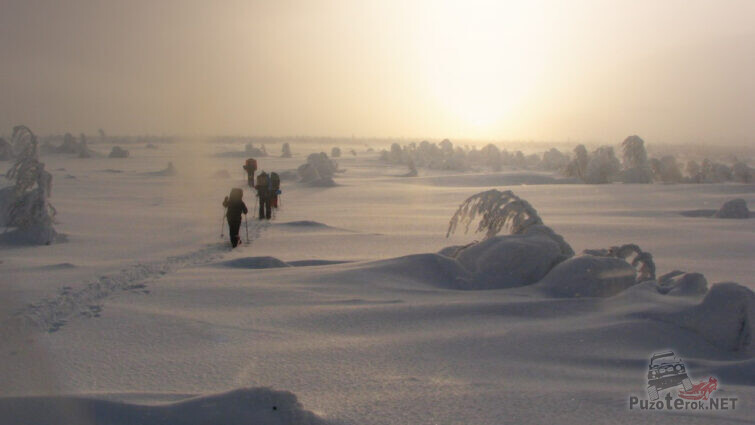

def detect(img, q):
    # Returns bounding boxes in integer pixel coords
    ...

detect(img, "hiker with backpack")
[222,188,248,247]
[243,158,257,188]
[270,172,281,210]
[255,171,273,220]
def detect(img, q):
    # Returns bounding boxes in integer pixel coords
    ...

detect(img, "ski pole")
[245,214,250,243]
[220,207,227,238]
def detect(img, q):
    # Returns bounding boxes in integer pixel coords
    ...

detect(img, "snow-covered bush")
[564,145,588,181]
[281,142,292,158]
[536,255,637,297]
[732,161,753,183]
[108,146,129,158]
[584,146,621,184]
[649,155,682,183]
[1,126,58,244]
[447,189,545,240]
[713,198,750,219]
[297,152,338,186]
[582,243,656,282]
[244,143,267,157]
[656,271,708,296]
[331,147,341,158]
[541,148,569,171]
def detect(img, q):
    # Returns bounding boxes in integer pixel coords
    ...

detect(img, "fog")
[1,0,753,144]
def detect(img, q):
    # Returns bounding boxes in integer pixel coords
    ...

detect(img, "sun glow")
[417,1,551,137]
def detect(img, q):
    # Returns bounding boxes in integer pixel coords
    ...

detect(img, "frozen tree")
[98,128,106,142]
[447,189,544,239]
[480,144,502,171]
[244,143,266,157]
[731,161,752,183]
[564,145,588,180]
[281,142,292,158]
[2,126,57,244]
[685,160,702,183]
[620,135,653,183]
[331,147,341,158]
[541,148,569,171]
[584,146,621,184]
[403,159,418,177]
[649,155,682,183]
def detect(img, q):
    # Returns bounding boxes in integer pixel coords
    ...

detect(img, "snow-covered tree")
[2,126,57,244]
[564,144,588,180]
[620,135,653,183]
[732,161,753,183]
[281,142,292,158]
[584,146,621,184]
[447,189,545,239]
[297,152,338,186]
[649,155,682,183]
[331,147,341,158]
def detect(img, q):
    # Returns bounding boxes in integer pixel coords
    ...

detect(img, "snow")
[714,198,750,218]
[0,140,753,424]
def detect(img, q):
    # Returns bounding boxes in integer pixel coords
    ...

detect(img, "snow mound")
[274,221,347,232]
[108,146,129,158]
[658,283,754,353]
[287,260,351,267]
[657,271,708,296]
[713,198,751,219]
[0,387,332,425]
[145,162,176,176]
[535,255,637,298]
[362,253,472,289]
[453,232,566,289]
[221,256,292,269]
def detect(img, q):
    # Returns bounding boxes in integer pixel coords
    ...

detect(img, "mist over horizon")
[2,0,754,145]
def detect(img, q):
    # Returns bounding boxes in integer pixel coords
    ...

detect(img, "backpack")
[270,172,280,190]
[256,172,269,188]
[244,158,257,172]
[229,187,243,201]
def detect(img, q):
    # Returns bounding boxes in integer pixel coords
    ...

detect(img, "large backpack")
[270,172,280,191]
[245,158,257,171]
[256,172,269,188]
[229,187,243,201]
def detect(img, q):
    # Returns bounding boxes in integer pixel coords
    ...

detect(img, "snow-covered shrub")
[699,159,732,183]
[331,147,341,158]
[244,143,267,157]
[649,155,682,183]
[713,198,750,219]
[1,126,58,244]
[732,161,753,183]
[582,243,655,282]
[584,146,621,184]
[297,152,338,186]
[685,160,702,183]
[447,189,544,239]
[108,146,129,158]
[541,148,569,171]
[77,134,94,158]
[536,255,637,298]
[656,271,708,296]
[281,142,292,158]
[564,145,588,180]
[620,136,654,182]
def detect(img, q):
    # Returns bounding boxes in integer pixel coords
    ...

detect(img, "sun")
[415,0,551,137]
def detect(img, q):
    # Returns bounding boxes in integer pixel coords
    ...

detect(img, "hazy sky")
[1,0,753,143]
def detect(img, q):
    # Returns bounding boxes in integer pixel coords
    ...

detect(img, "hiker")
[255,171,272,220]
[270,172,281,209]
[243,158,257,188]
[222,188,248,247]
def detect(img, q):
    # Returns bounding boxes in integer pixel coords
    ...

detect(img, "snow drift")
[0,387,332,425]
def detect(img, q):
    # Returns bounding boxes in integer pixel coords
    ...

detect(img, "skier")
[255,171,272,220]
[222,188,248,248]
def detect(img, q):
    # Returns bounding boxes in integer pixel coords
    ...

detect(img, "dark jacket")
[223,198,248,222]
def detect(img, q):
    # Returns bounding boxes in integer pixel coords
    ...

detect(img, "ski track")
[16,221,273,333]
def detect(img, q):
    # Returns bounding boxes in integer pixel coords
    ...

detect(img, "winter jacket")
[223,198,248,222]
